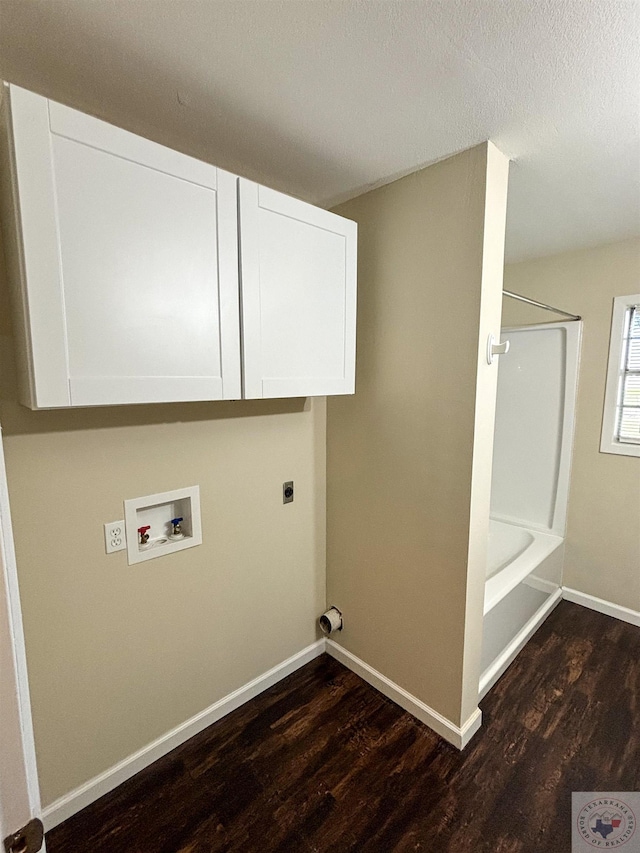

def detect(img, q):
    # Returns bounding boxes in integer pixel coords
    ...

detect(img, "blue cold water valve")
[170,517,184,539]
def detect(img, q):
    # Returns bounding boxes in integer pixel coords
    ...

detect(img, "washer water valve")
[138,525,151,548]
[169,517,184,540]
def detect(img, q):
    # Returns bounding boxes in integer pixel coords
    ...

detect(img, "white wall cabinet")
[239,180,356,398]
[0,84,357,408]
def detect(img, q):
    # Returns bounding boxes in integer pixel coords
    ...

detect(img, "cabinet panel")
[239,181,357,399]
[53,136,222,396]
[48,99,218,189]
[5,85,241,408]
[3,86,70,407]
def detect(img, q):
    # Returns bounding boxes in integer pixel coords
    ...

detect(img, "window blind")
[617,305,640,444]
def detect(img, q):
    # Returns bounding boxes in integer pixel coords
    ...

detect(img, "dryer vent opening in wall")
[319,606,343,635]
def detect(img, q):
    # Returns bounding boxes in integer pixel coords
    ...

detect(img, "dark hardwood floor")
[46,601,640,852]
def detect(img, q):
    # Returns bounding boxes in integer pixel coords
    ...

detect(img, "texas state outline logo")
[573,793,638,850]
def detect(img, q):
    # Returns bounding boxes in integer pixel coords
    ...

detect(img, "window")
[601,293,640,457]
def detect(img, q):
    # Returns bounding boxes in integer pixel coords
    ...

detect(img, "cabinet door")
[8,85,241,407]
[238,180,357,399]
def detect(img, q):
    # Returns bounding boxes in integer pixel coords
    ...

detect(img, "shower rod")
[503,290,581,322]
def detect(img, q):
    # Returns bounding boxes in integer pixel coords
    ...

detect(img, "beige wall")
[0,229,326,806]
[503,237,640,612]
[327,143,508,728]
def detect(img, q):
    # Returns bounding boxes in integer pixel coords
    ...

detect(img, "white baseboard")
[42,639,325,832]
[44,590,639,832]
[43,636,482,831]
[325,639,481,749]
[562,587,640,628]
[479,587,563,701]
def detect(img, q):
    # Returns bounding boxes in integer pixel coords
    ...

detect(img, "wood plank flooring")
[46,601,640,852]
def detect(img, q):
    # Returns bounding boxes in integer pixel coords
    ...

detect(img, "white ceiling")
[0,0,639,262]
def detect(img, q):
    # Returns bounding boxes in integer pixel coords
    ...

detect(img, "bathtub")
[484,519,563,616]
[480,320,581,702]
[480,518,565,700]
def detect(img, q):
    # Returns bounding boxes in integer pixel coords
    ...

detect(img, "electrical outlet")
[104,520,126,554]
[283,481,294,504]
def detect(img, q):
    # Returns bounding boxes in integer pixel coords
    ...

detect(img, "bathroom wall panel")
[490,327,566,530]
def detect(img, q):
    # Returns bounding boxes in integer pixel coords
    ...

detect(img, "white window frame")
[600,293,640,457]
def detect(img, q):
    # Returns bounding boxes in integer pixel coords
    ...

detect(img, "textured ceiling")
[0,0,638,261]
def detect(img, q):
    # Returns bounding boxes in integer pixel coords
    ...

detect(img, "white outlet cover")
[104,520,126,554]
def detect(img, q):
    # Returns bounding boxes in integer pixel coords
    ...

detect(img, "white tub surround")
[490,322,581,540]
[481,321,581,698]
